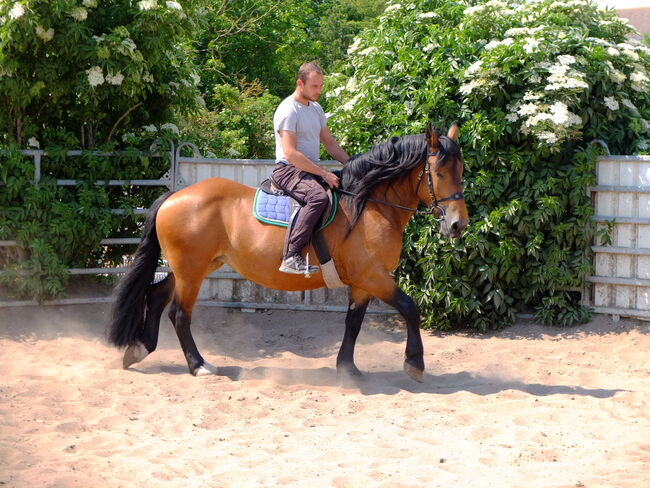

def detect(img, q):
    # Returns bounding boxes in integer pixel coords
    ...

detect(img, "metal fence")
[587,155,650,320]
[3,147,648,320]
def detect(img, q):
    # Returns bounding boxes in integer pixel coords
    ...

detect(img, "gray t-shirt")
[274,96,327,164]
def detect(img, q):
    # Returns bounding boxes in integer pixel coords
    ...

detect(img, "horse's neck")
[370,173,421,229]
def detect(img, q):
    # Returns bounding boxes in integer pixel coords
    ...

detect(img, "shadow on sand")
[130,362,624,399]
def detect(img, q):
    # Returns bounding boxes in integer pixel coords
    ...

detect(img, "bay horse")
[107,124,468,382]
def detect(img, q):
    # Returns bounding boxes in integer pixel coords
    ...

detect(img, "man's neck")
[292,90,310,106]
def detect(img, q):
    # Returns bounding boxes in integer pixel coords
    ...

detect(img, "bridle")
[416,150,465,220]
[336,149,465,221]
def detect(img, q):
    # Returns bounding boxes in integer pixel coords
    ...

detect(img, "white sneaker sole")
[278,264,320,275]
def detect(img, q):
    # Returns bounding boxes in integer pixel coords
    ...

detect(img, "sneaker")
[279,254,320,275]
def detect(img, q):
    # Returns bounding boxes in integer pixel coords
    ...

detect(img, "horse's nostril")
[451,221,459,233]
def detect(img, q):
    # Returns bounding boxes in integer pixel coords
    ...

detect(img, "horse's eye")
[435,172,443,178]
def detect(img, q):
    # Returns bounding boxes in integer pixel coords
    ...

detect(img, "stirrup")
[304,253,311,278]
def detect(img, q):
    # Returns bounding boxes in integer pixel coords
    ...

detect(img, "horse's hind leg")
[123,274,175,369]
[336,287,370,377]
[168,278,217,376]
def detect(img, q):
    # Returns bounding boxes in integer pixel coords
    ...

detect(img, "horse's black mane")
[340,132,461,231]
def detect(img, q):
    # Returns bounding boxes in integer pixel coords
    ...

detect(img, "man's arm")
[320,126,349,164]
[278,130,339,188]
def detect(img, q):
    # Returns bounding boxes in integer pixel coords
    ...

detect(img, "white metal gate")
[588,155,650,319]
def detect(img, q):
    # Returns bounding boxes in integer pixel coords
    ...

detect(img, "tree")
[327,0,650,328]
[0,0,204,148]
[192,0,385,101]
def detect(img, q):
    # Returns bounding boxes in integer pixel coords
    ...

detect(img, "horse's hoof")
[337,363,363,378]
[403,360,424,383]
[123,342,149,369]
[193,361,219,376]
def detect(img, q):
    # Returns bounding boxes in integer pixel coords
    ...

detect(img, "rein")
[336,150,465,221]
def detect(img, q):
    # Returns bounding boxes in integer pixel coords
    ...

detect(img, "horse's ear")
[447,121,460,142]
[426,124,439,151]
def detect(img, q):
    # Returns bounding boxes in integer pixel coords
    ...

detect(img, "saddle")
[253,177,344,287]
[253,178,337,229]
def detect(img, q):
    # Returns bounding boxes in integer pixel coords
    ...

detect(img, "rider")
[273,61,349,274]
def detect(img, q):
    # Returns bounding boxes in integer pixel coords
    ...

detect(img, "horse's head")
[422,123,469,238]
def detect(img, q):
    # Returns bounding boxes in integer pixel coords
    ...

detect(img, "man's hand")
[322,171,340,189]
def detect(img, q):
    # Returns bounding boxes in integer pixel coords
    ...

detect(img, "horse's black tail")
[107,191,175,348]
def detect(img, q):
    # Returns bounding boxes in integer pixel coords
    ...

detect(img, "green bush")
[0,0,202,300]
[327,0,650,328]
[180,82,280,159]
[0,0,203,148]
[192,0,386,98]
[0,134,179,302]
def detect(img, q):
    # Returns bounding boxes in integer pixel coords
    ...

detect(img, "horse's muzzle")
[441,217,468,239]
[449,219,467,238]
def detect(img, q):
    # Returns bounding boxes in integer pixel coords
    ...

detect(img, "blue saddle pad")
[253,189,337,228]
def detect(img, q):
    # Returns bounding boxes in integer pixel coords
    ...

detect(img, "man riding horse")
[272,62,349,274]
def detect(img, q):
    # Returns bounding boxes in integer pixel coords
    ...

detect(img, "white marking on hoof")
[193,361,219,376]
[123,341,149,369]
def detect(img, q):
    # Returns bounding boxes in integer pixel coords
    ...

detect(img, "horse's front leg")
[336,287,371,377]
[385,287,425,382]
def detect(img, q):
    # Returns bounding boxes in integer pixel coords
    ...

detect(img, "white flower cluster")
[544,58,589,92]
[523,38,540,53]
[70,7,88,21]
[86,66,125,87]
[460,77,498,96]
[630,70,649,92]
[87,66,104,87]
[35,26,54,42]
[485,38,514,50]
[342,93,363,112]
[506,99,583,145]
[465,1,514,17]
[139,0,157,10]
[505,26,545,37]
[8,3,25,20]
[347,38,363,55]
[603,96,619,111]
[358,47,376,57]
[605,61,626,84]
[106,72,124,86]
[460,59,500,96]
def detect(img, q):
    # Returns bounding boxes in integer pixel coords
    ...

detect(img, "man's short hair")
[298,62,323,82]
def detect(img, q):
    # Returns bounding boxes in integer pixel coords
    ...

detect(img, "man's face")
[298,72,323,102]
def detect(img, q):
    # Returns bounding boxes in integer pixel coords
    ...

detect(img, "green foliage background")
[327,0,650,328]
[0,0,203,300]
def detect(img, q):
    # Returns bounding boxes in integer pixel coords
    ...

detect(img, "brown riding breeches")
[272,163,329,256]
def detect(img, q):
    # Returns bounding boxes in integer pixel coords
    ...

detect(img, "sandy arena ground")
[0,303,648,488]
